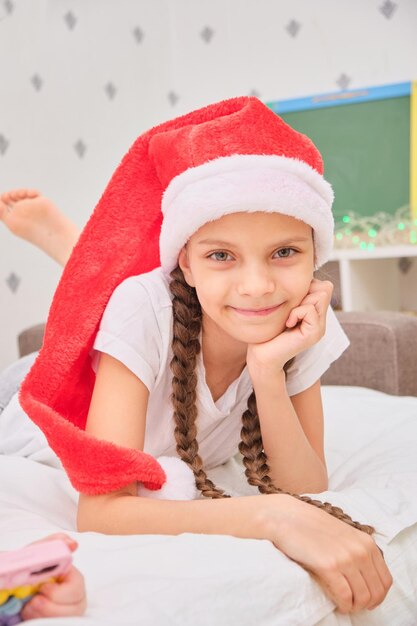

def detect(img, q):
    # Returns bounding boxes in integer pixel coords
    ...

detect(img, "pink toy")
[0,540,72,624]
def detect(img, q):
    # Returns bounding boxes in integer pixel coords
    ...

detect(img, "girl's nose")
[236,264,275,297]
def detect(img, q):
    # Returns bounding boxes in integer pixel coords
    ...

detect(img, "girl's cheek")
[282,272,311,300]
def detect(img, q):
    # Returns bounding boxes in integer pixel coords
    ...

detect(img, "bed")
[1,311,417,625]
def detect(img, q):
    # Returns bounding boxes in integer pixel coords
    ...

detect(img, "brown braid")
[169,266,230,498]
[169,265,374,534]
[239,391,374,535]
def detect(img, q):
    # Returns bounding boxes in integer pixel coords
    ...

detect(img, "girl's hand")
[246,279,333,379]
[20,533,87,621]
[260,494,393,614]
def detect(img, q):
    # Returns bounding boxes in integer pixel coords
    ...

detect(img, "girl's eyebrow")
[196,237,311,247]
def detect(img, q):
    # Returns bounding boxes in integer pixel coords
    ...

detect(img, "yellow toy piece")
[0,589,10,604]
[13,584,38,599]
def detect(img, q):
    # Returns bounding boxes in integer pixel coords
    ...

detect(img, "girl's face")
[178,211,315,347]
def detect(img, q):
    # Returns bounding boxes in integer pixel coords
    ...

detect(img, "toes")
[15,189,29,200]
[5,188,39,202]
[1,191,12,204]
[7,190,17,201]
[7,189,21,201]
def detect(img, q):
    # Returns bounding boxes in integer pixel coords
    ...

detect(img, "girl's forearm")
[77,491,288,538]
[251,373,328,494]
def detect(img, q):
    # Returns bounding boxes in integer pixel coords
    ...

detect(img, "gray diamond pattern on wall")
[74,140,87,158]
[286,20,301,38]
[168,91,179,106]
[31,74,43,91]
[0,134,9,155]
[336,73,351,90]
[380,0,397,19]
[3,0,14,15]
[104,82,117,100]
[64,10,77,30]
[133,26,144,43]
[6,272,20,293]
[201,26,214,43]
[0,0,415,373]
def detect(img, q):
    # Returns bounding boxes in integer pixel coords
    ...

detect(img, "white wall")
[1,0,417,370]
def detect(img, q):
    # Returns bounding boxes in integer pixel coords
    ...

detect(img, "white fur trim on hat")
[137,456,199,500]
[160,154,334,273]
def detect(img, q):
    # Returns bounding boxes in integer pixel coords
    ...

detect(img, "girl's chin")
[227,323,287,345]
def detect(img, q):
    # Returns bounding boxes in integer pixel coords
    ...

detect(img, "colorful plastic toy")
[0,540,72,625]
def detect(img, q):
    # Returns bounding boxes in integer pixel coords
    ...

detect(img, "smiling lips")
[230,304,282,317]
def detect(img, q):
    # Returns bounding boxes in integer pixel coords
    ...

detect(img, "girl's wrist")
[249,366,286,392]
[255,493,295,544]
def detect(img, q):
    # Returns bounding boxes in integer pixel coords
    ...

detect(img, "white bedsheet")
[0,385,416,625]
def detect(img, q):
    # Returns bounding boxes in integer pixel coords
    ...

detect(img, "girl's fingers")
[345,567,373,613]
[298,294,328,317]
[372,543,393,589]
[286,303,320,330]
[342,555,388,613]
[366,547,393,609]
[315,567,372,614]
[308,278,334,297]
[361,556,390,610]
[30,532,78,553]
[21,591,86,620]
[21,567,87,619]
[314,542,392,614]
[299,285,333,316]
[313,571,354,614]
[40,566,86,605]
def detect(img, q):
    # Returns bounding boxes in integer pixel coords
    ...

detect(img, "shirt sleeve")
[285,307,349,396]
[90,277,162,392]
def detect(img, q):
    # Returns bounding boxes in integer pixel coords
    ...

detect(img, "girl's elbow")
[76,497,99,533]
[307,480,328,494]
[76,485,139,534]
[76,493,113,533]
[306,473,328,494]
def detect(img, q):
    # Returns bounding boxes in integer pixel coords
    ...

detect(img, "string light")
[334,205,417,249]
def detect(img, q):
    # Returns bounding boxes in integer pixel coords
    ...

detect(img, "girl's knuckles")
[353,589,372,609]
[317,557,341,575]
[336,596,354,613]
[384,571,394,588]
[351,544,373,564]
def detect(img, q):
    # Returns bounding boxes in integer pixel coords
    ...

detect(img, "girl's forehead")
[191,211,312,239]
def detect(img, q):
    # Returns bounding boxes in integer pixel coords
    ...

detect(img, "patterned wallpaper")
[1,0,416,369]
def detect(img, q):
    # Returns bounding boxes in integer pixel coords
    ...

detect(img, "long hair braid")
[169,266,230,499]
[239,391,375,535]
[169,265,374,534]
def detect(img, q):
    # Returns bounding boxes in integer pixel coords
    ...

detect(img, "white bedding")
[0,385,416,625]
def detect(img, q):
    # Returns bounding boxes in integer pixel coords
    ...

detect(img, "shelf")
[329,245,417,261]
[323,245,417,312]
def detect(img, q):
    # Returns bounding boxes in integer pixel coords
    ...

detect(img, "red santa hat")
[19,96,334,496]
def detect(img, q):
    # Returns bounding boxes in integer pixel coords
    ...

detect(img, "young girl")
[10,96,392,615]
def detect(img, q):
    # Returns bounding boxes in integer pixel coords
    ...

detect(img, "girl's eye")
[208,251,233,262]
[275,248,296,258]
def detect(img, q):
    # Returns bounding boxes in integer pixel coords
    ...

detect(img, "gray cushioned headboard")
[17,312,417,396]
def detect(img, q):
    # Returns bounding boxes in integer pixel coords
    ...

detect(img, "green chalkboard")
[276,96,410,228]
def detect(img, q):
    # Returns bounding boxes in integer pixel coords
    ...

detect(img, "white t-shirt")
[91,267,349,469]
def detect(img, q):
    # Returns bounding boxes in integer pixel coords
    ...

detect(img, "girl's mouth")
[230,304,282,317]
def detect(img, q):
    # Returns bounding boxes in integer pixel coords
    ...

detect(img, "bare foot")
[0,189,80,266]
